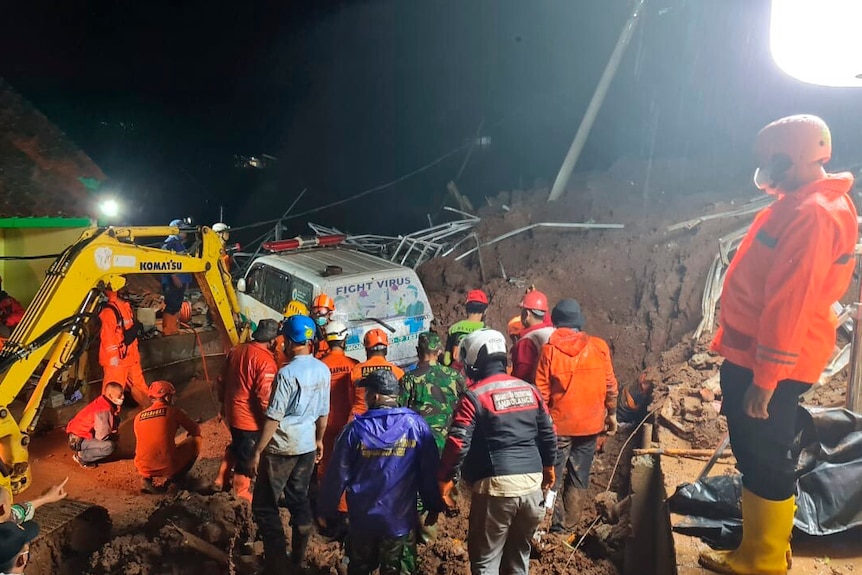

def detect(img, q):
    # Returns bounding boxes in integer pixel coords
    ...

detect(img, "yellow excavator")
[0,224,246,496]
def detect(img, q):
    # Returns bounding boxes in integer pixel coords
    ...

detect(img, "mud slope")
[421,157,755,383]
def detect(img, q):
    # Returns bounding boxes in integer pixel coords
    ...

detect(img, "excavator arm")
[0,225,244,494]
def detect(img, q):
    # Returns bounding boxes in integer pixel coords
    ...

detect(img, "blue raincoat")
[319,407,443,537]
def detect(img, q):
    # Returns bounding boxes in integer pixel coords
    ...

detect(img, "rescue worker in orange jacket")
[66,382,124,468]
[134,380,202,494]
[699,115,858,575]
[99,289,150,407]
[534,299,618,533]
[318,320,357,481]
[310,293,335,358]
[510,289,554,384]
[215,319,279,502]
[350,329,404,416]
[0,276,24,339]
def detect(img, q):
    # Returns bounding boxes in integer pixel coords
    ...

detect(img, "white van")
[236,247,434,367]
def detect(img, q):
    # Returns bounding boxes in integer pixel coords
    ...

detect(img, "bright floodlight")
[770,0,862,87]
[100,199,120,218]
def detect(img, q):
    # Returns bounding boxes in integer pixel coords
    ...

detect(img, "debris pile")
[86,491,256,575]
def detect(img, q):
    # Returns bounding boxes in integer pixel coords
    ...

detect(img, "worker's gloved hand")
[424,511,439,527]
[605,414,619,436]
[439,480,457,515]
[542,466,556,491]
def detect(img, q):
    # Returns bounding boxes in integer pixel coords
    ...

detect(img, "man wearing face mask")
[0,520,39,575]
[66,382,125,468]
[310,293,335,358]
[699,115,858,575]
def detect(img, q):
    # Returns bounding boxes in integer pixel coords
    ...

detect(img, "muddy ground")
[28,157,831,574]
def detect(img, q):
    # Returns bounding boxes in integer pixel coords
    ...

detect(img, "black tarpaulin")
[667,406,862,547]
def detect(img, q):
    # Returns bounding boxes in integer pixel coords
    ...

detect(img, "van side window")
[245,265,293,312]
[290,277,314,308]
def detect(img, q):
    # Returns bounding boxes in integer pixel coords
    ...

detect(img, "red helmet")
[313,293,335,312]
[364,328,389,348]
[519,290,549,313]
[148,380,176,399]
[465,290,489,305]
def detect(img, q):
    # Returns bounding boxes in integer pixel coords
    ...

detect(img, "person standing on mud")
[318,369,443,575]
[249,315,331,575]
[699,115,858,575]
[534,299,618,533]
[350,329,404,416]
[443,290,488,370]
[438,329,557,575]
[509,289,554,384]
[214,319,279,502]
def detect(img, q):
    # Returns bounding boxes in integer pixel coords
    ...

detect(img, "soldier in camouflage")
[400,332,466,453]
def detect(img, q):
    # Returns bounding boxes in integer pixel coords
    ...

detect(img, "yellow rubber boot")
[699,488,794,575]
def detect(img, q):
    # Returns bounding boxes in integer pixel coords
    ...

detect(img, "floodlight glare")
[770,0,862,87]
[100,199,120,218]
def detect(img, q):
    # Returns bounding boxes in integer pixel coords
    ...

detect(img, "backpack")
[106,303,143,347]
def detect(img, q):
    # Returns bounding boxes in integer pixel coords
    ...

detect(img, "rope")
[563,403,663,565]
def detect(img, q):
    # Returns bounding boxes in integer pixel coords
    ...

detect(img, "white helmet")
[212,222,230,233]
[459,329,508,369]
[325,320,349,342]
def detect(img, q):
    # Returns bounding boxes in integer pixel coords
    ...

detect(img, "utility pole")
[548,0,648,202]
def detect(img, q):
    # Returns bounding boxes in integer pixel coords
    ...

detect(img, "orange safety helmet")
[465,289,489,305]
[755,114,832,168]
[519,290,549,313]
[313,293,335,312]
[507,315,524,337]
[364,328,389,348]
[148,380,176,399]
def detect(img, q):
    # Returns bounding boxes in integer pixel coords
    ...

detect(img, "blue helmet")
[282,314,316,344]
[169,219,184,227]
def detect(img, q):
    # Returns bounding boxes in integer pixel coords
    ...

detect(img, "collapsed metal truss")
[308,207,480,269]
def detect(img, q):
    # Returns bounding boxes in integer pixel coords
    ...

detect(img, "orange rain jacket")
[319,347,359,479]
[350,356,405,416]
[134,399,202,478]
[218,341,278,432]
[713,174,858,391]
[534,328,619,437]
[99,292,141,367]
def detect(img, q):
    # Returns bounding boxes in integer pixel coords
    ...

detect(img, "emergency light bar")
[262,234,347,253]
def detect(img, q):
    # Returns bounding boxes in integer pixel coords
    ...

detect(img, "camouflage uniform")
[400,362,466,453]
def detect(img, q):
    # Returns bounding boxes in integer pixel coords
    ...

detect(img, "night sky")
[1,0,860,239]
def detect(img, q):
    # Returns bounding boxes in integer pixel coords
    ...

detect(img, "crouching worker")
[66,382,124,468]
[319,369,443,575]
[134,380,202,494]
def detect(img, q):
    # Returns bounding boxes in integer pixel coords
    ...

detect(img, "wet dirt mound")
[420,157,754,384]
[86,491,255,575]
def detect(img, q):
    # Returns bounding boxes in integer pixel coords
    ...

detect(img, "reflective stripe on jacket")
[534,328,618,437]
[712,174,858,390]
[98,293,140,367]
[438,373,556,484]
